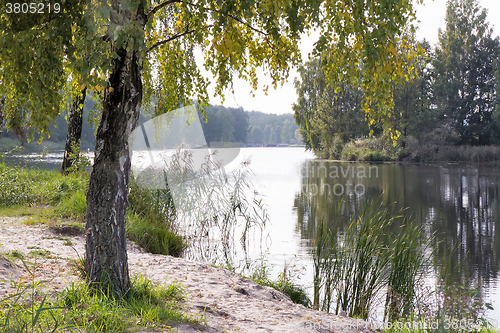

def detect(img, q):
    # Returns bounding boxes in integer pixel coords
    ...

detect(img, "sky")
[208,0,500,115]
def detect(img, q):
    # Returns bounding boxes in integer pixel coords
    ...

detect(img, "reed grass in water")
[312,199,432,320]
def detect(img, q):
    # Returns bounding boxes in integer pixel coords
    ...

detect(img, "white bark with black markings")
[85,43,142,295]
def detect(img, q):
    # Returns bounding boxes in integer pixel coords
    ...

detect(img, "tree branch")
[226,13,269,37]
[146,1,273,52]
[146,0,182,23]
[146,28,196,53]
[185,2,270,37]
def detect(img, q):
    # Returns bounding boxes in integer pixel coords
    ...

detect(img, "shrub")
[340,138,392,161]
[323,135,344,160]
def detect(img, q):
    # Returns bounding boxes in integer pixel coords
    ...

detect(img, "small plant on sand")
[0,252,64,332]
[0,254,196,332]
[247,259,311,307]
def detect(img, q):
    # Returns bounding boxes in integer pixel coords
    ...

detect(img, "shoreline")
[0,216,369,333]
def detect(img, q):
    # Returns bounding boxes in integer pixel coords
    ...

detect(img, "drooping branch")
[146,27,197,53]
[146,0,182,23]
[145,1,272,53]
[226,13,269,37]
[185,2,270,37]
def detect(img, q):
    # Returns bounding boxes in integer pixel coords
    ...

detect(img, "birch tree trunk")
[85,43,142,296]
[61,88,86,174]
[0,96,5,137]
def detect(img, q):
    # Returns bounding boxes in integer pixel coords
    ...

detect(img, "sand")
[0,216,372,333]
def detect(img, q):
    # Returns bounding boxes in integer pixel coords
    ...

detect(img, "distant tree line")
[294,0,500,159]
[199,105,249,145]
[247,111,300,145]
[1,103,303,151]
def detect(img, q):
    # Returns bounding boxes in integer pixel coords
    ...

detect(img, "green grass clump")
[0,162,187,257]
[247,261,311,307]
[26,246,51,258]
[59,276,190,332]
[126,179,187,257]
[126,212,187,257]
[55,191,87,221]
[0,254,194,333]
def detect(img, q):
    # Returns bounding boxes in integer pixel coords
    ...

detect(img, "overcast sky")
[208,0,500,115]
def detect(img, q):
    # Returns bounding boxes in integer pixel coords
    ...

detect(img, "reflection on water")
[294,160,500,319]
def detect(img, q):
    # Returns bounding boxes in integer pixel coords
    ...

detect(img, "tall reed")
[384,220,431,321]
[313,199,431,320]
[312,202,341,311]
[137,147,269,266]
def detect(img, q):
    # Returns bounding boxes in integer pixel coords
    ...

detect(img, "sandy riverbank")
[0,216,372,333]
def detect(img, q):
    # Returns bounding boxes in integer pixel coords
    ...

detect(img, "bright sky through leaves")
[211,0,500,115]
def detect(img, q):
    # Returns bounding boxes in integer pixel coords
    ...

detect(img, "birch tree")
[1,0,423,296]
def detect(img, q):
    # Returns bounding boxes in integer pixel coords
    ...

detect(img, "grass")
[215,258,311,307]
[308,199,497,331]
[246,260,311,307]
[0,162,89,208]
[384,221,431,322]
[0,253,196,333]
[0,157,196,331]
[311,199,433,320]
[411,144,500,164]
[126,180,187,257]
[26,246,52,259]
[166,149,269,265]
[126,211,187,257]
[0,161,187,257]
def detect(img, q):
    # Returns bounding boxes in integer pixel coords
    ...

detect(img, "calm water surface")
[6,147,500,323]
[224,148,500,323]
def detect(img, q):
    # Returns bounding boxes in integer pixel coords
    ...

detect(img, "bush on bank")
[325,135,500,164]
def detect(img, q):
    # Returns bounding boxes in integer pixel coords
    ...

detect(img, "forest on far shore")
[293,0,500,163]
[0,101,300,153]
